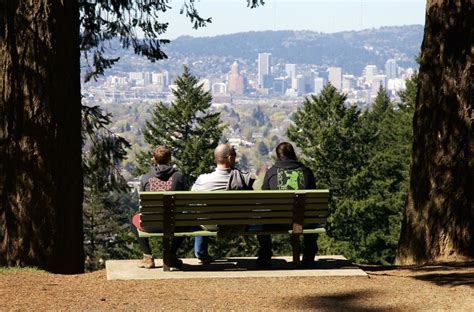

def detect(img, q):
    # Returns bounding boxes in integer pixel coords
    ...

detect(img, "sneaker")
[164,255,183,269]
[256,256,272,268]
[198,254,214,264]
[137,254,155,269]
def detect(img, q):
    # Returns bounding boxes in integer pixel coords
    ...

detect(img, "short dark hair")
[153,146,171,164]
[214,144,236,164]
[275,142,297,161]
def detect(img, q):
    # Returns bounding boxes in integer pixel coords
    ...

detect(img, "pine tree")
[137,66,223,188]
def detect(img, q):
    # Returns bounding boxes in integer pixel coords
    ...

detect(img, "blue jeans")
[194,236,210,258]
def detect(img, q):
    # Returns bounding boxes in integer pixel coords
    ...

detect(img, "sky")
[159,0,426,39]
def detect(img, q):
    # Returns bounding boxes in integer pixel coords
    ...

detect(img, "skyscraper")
[328,67,342,90]
[227,61,245,95]
[285,63,296,79]
[314,77,324,95]
[258,53,271,88]
[385,59,398,80]
[363,65,378,84]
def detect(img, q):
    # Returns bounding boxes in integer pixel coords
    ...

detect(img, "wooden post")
[291,193,305,266]
[162,194,175,271]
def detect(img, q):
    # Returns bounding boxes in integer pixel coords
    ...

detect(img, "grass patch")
[0,266,43,274]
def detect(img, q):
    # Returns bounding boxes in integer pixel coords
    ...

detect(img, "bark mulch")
[1,263,473,311]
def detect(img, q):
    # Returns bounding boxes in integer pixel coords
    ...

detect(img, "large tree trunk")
[0,1,84,273]
[396,0,474,264]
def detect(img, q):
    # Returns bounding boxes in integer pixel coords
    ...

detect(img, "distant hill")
[164,25,423,75]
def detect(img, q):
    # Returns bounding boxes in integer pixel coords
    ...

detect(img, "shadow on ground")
[165,257,357,272]
[360,261,474,288]
[283,290,399,311]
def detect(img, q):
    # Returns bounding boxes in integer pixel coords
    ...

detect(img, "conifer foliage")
[287,83,414,264]
[82,105,138,270]
[138,66,223,188]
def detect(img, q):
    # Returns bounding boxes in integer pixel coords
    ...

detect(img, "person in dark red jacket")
[257,142,318,267]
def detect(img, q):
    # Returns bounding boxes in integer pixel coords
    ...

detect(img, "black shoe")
[164,255,183,269]
[302,255,316,268]
[198,254,214,264]
[256,257,272,268]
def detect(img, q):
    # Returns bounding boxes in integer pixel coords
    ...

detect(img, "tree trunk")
[0,1,84,273]
[396,0,474,264]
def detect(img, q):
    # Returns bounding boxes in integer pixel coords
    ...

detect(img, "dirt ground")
[1,263,473,311]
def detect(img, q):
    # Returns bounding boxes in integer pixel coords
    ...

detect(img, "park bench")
[138,189,330,271]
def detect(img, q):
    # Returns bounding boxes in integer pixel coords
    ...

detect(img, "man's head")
[153,146,171,165]
[214,144,236,168]
[275,142,298,161]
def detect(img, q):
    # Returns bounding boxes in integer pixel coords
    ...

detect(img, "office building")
[258,53,271,88]
[363,65,378,84]
[314,77,324,95]
[328,67,342,90]
[385,59,398,80]
[228,61,245,95]
[285,64,297,79]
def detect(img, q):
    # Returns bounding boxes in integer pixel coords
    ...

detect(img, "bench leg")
[162,237,171,272]
[290,234,301,266]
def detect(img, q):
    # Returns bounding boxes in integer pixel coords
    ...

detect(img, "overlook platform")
[106,255,367,280]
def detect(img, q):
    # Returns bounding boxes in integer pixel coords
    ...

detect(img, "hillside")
[164,25,423,75]
[98,25,423,77]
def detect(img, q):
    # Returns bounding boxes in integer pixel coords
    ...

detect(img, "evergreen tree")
[137,66,223,188]
[251,105,269,127]
[258,141,270,156]
[337,87,413,264]
[287,84,413,264]
[236,153,251,171]
[82,105,138,271]
[287,84,364,196]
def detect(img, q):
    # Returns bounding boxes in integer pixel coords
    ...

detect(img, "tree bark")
[0,1,84,273]
[396,0,474,264]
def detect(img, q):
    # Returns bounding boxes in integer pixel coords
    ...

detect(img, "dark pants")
[249,224,319,261]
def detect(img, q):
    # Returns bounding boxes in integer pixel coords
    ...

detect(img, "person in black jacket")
[257,142,318,267]
[131,146,195,269]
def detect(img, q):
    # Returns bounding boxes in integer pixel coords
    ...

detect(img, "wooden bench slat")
[139,200,165,207]
[141,217,327,227]
[138,227,326,238]
[140,202,328,213]
[140,210,328,222]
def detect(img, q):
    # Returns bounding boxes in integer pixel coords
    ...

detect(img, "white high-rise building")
[314,77,324,95]
[363,65,378,84]
[292,74,305,95]
[328,67,342,90]
[285,64,296,79]
[342,74,356,91]
[151,72,168,91]
[258,53,271,88]
[371,74,387,93]
[385,59,398,80]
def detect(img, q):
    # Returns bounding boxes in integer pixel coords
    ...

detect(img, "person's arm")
[191,175,203,191]
[175,172,186,191]
[261,170,271,190]
[306,168,316,189]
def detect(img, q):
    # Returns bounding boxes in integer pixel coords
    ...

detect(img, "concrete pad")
[106,256,367,280]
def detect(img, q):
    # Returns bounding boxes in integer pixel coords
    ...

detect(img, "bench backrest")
[139,190,330,229]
